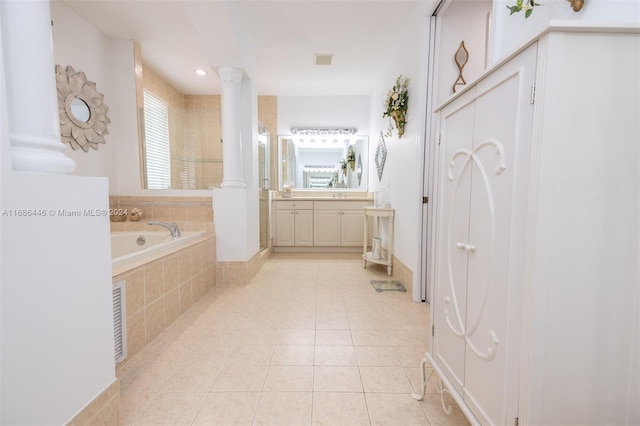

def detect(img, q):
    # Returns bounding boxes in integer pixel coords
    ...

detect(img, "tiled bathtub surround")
[109,196,214,235]
[113,236,216,368]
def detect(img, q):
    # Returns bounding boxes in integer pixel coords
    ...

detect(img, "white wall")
[51,2,121,194]
[490,0,640,64]
[1,4,115,423]
[277,95,370,135]
[369,2,432,301]
[1,174,115,425]
[437,0,493,105]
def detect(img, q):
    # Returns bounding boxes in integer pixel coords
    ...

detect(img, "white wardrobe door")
[463,44,537,425]
[433,90,476,394]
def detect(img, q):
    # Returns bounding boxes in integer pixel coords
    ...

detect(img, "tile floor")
[118,253,469,425]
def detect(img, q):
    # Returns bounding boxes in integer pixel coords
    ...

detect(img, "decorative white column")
[218,67,246,188]
[0,0,75,173]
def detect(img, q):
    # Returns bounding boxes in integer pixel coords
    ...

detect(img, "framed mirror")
[375,132,387,181]
[279,135,368,190]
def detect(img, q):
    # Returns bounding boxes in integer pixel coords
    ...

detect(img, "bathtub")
[111,231,207,272]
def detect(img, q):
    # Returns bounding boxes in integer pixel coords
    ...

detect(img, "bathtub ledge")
[111,232,213,276]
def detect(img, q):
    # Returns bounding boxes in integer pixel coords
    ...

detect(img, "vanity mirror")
[279,135,368,190]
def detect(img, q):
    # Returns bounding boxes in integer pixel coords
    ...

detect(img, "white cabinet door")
[433,44,536,425]
[313,209,341,246]
[294,210,314,246]
[341,210,366,246]
[433,88,475,397]
[275,210,295,246]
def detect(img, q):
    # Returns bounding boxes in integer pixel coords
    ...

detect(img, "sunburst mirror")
[56,65,110,152]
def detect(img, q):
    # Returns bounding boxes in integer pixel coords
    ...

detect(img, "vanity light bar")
[291,127,357,136]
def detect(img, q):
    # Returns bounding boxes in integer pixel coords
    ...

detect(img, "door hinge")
[432,325,435,336]
[438,134,441,145]
[423,196,429,204]
[530,84,535,104]
[515,417,519,426]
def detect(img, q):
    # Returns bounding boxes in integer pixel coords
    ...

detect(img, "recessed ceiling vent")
[315,54,334,66]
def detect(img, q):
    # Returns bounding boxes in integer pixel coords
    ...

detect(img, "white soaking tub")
[111,231,206,273]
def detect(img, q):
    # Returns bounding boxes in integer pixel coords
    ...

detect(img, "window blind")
[143,91,171,189]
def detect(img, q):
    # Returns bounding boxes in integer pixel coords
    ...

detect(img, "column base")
[220,178,247,188]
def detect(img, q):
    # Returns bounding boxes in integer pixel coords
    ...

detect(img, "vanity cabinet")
[313,201,370,246]
[427,27,639,426]
[274,201,313,246]
[273,199,372,250]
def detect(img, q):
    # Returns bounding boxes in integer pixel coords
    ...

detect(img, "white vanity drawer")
[274,200,314,210]
[314,200,372,210]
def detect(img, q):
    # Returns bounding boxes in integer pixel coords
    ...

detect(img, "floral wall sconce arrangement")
[56,65,110,152]
[507,0,583,18]
[383,75,409,138]
[347,146,356,170]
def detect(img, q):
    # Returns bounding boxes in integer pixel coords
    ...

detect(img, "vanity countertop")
[274,197,373,201]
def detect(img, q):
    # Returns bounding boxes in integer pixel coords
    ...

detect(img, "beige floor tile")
[118,362,176,396]
[271,345,315,366]
[212,365,269,391]
[359,366,413,393]
[120,255,439,425]
[348,315,380,330]
[405,367,442,395]
[253,392,312,425]
[228,345,275,365]
[128,392,208,425]
[160,363,223,393]
[388,329,429,347]
[366,393,430,425]
[355,346,401,366]
[316,313,349,329]
[351,328,392,346]
[315,329,353,345]
[277,329,315,345]
[118,391,155,425]
[314,345,357,366]
[192,392,260,425]
[237,328,280,345]
[418,393,471,426]
[263,365,313,391]
[313,366,363,392]
[185,343,234,366]
[395,346,430,367]
[312,392,370,425]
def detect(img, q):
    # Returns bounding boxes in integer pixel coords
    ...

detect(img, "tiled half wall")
[113,236,216,367]
[109,195,214,234]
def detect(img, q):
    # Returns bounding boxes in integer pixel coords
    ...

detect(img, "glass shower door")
[258,131,270,250]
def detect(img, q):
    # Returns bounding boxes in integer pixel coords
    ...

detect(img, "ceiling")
[59,0,436,96]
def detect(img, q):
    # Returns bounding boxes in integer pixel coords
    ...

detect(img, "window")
[142,91,171,189]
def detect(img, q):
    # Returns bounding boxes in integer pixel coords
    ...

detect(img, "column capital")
[218,67,243,90]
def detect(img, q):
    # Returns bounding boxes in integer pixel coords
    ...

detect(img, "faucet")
[147,221,181,238]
